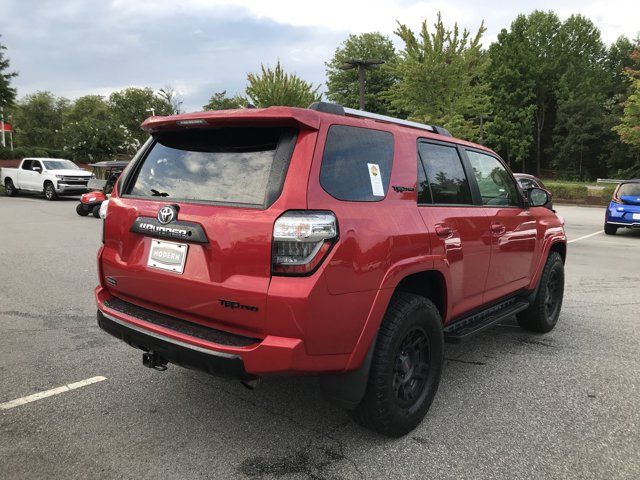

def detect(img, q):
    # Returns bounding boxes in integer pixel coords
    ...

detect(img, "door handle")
[490,222,506,235]
[435,225,454,239]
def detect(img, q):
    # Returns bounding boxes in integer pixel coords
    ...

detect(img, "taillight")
[272,211,338,275]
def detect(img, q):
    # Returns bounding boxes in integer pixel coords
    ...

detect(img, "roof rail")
[307,102,452,136]
[343,107,436,133]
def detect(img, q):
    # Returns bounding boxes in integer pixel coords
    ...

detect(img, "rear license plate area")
[147,239,188,274]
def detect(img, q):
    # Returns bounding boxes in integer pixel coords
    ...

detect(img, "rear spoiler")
[141,107,321,133]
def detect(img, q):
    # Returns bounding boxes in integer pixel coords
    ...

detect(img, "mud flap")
[319,336,376,410]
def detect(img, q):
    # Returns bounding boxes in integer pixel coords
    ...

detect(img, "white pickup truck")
[2,158,93,200]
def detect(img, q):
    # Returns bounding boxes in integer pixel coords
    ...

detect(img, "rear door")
[19,160,37,190]
[417,141,492,320]
[464,149,537,302]
[101,126,302,336]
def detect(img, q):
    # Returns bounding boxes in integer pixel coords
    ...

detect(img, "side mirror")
[32,166,42,173]
[528,187,549,207]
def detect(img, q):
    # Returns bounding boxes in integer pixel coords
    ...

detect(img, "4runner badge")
[158,205,177,225]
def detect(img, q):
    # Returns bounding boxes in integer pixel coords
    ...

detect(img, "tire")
[517,252,564,333]
[44,182,58,201]
[604,223,618,235]
[4,179,17,197]
[76,203,90,216]
[351,292,444,437]
[92,205,101,218]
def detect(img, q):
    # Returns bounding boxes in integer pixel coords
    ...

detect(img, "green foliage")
[60,119,138,162]
[0,34,17,108]
[551,15,610,179]
[60,94,139,162]
[543,181,589,200]
[600,184,617,201]
[614,48,640,150]
[203,90,247,110]
[386,13,489,141]
[11,91,70,149]
[108,87,174,144]
[246,60,321,108]
[486,11,563,176]
[325,33,398,115]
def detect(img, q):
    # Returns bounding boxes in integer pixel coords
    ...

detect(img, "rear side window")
[418,143,472,205]
[125,127,296,207]
[320,125,394,202]
[21,160,32,170]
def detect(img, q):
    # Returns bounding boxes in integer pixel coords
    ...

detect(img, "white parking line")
[0,376,106,410]
[568,231,602,244]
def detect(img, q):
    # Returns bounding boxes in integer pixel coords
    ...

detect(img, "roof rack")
[308,102,451,136]
[343,107,436,133]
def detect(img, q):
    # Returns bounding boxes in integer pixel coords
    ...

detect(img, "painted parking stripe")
[567,231,602,244]
[0,376,106,410]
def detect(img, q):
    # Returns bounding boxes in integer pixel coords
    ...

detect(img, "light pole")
[339,59,385,110]
[146,107,156,117]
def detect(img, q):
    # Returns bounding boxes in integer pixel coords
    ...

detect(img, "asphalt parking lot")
[1,196,638,480]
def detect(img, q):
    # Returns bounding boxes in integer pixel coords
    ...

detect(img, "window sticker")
[367,163,385,196]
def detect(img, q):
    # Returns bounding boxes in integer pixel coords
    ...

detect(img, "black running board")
[443,298,529,343]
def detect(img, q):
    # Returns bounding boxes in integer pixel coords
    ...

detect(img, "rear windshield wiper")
[150,189,169,197]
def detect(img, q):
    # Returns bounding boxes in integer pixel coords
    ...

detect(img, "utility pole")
[339,59,385,110]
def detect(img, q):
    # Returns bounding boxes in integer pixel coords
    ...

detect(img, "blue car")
[605,179,640,235]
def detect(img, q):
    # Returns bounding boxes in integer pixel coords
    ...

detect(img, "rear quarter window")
[320,125,394,202]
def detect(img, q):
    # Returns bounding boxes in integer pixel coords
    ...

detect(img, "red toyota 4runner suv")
[96,102,566,436]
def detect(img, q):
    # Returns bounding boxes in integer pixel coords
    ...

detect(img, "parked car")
[604,179,640,235]
[2,158,92,200]
[514,173,553,209]
[95,103,566,437]
[76,161,129,218]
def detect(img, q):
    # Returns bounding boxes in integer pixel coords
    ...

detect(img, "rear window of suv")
[124,127,296,207]
[320,125,394,202]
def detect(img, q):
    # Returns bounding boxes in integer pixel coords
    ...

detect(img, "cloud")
[0,0,637,112]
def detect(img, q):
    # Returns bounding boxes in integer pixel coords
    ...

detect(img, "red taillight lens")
[272,211,338,275]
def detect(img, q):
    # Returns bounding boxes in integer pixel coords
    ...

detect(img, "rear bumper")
[97,309,249,378]
[606,203,640,227]
[95,286,350,376]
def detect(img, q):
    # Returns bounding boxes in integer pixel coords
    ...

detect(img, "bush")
[600,185,616,202]
[0,149,17,160]
[33,148,50,157]
[545,182,588,200]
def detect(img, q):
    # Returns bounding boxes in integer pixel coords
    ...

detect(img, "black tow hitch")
[142,351,168,371]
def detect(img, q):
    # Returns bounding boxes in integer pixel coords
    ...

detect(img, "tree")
[614,47,640,151]
[551,15,609,179]
[60,120,139,162]
[487,11,562,176]
[108,88,174,144]
[12,92,70,149]
[59,94,139,162]
[386,13,490,141]
[245,60,321,108]
[0,34,17,108]
[203,90,247,110]
[65,95,111,123]
[157,86,183,114]
[325,33,398,115]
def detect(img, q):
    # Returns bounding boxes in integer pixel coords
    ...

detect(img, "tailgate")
[100,125,304,337]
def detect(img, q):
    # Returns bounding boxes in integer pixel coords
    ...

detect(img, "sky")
[1,0,638,112]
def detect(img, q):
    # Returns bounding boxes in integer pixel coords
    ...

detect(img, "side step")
[443,299,529,343]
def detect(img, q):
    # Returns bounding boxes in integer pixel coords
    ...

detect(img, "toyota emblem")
[157,205,177,225]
